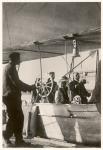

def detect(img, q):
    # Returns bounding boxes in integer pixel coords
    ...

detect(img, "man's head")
[60,76,68,88]
[81,79,86,84]
[9,52,20,65]
[74,72,80,81]
[49,72,55,80]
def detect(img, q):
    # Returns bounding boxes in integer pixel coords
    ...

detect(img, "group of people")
[2,52,101,147]
[37,71,90,104]
[31,71,91,105]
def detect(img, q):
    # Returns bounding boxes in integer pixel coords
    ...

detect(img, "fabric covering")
[3,2,101,63]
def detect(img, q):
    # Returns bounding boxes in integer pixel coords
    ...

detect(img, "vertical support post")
[38,44,43,85]
[34,41,43,101]
[96,49,99,81]
[72,56,75,80]
[34,41,43,86]
[65,40,68,74]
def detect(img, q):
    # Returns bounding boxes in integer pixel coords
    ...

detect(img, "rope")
[95,50,99,82]
[64,50,97,77]
[65,41,69,74]
[38,44,43,87]
[68,57,74,81]
[80,57,83,78]
[35,43,49,102]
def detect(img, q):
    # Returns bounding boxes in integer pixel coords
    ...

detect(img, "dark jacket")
[76,82,90,104]
[55,87,69,104]
[48,81,58,103]
[69,80,79,100]
[3,63,32,99]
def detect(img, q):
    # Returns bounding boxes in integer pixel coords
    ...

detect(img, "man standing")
[3,52,35,147]
[76,79,91,104]
[48,72,58,103]
[55,76,70,104]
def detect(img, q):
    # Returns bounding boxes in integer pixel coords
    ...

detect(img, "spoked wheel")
[35,74,53,101]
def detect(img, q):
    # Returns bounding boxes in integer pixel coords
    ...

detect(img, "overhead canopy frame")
[3,28,101,63]
[3,2,101,63]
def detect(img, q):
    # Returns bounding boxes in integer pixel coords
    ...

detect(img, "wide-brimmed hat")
[59,75,68,82]
[49,72,55,75]
[81,79,86,84]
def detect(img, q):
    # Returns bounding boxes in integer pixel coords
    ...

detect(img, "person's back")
[3,52,35,147]
[3,63,21,98]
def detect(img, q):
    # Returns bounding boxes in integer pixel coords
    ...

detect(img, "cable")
[65,41,69,74]
[95,50,99,82]
[61,55,69,66]
[64,50,97,77]
[38,45,43,86]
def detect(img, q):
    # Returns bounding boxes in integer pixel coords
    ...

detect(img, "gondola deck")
[22,103,101,147]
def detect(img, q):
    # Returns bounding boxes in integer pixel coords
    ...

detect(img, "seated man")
[55,76,70,104]
[69,72,80,102]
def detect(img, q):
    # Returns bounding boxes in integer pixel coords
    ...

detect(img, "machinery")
[34,74,53,101]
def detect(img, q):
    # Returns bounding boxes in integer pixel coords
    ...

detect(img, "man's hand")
[30,84,36,91]
[27,84,36,92]
[89,93,96,103]
[87,93,91,97]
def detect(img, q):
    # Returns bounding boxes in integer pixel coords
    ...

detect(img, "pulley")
[72,39,80,57]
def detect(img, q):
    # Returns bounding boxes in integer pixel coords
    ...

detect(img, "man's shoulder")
[58,88,63,93]
[4,63,14,73]
[4,64,10,71]
[53,81,57,85]
[69,80,79,88]
[69,80,76,84]
[4,63,11,69]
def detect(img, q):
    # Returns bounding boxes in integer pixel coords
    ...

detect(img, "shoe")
[15,140,31,147]
[3,138,12,148]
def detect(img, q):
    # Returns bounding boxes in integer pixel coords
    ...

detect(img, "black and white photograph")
[2,2,101,148]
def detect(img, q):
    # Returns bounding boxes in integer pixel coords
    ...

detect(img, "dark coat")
[76,82,90,104]
[55,87,69,104]
[48,81,58,103]
[3,63,33,102]
[69,80,80,100]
